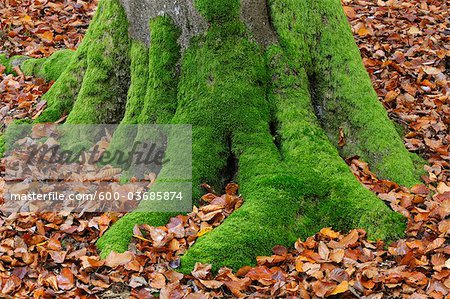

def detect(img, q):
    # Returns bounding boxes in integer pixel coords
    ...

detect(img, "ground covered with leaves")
[0,0,449,298]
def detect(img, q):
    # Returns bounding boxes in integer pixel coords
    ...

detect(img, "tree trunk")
[8,0,425,272]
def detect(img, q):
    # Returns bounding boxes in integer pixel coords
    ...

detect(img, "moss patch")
[97,212,178,258]
[267,1,407,243]
[268,0,422,187]
[107,17,181,171]
[195,0,240,23]
[21,50,75,81]
[0,119,33,156]
[0,54,9,69]
[311,0,420,187]
[65,0,131,124]
[4,55,30,74]
[176,17,302,272]
[119,41,149,125]
[138,16,181,125]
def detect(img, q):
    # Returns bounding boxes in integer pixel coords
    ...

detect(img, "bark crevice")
[240,0,278,46]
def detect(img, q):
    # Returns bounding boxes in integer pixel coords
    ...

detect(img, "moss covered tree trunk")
[7,0,425,272]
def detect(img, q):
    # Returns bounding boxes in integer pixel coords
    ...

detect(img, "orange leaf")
[358,25,370,36]
[197,226,213,237]
[295,258,304,272]
[338,230,359,248]
[343,6,356,19]
[40,31,54,42]
[329,280,349,295]
[411,184,429,195]
[320,227,340,239]
[21,15,32,23]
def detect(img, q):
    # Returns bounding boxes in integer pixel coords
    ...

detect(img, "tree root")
[97,211,177,259]
[0,50,74,81]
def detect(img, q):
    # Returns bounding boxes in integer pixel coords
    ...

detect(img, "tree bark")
[6,0,426,272]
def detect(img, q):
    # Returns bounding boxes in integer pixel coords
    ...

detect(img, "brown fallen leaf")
[57,268,74,290]
[104,251,134,268]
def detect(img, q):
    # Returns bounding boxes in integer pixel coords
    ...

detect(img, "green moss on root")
[173,6,301,271]
[195,0,240,23]
[106,17,181,169]
[138,16,181,125]
[97,212,177,258]
[0,49,73,81]
[0,54,9,69]
[4,55,30,74]
[269,0,421,187]
[102,41,149,161]
[181,177,302,273]
[62,0,422,273]
[66,0,131,124]
[267,11,406,243]
[98,17,183,254]
[310,0,420,187]
[34,30,89,121]
[181,34,407,272]
[21,49,75,81]
[120,41,149,125]
[172,21,261,199]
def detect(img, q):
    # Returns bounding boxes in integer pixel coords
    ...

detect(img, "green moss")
[66,0,131,124]
[102,41,149,164]
[21,49,75,81]
[269,43,405,238]
[97,17,183,257]
[0,50,74,81]
[34,47,87,122]
[172,21,262,199]
[267,0,421,187]
[266,0,408,238]
[0,119,33,156]
[5,55,30,74]
[0,134,4,157]
[34,0,130,124]
[181,177,302,273]
[107,17,181,172]
[179,62,407,270]
[410,152,428,178]
[119,41,149,125]
[312,0,419,186]
[97,212,177,258]
[0,54,8,69]
[195,0,240,23]
[20,58,44,76]
[176,17,298,272]
[128,16,182,174]
[138,16,181,125]
[35,37,89,122]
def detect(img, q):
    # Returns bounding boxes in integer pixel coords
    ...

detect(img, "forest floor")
[0,0,449,298]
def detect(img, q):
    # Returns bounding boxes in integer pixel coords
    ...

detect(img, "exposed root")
[20,50,75,82]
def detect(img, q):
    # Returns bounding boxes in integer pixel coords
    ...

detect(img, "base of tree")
[1,0,425,272]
